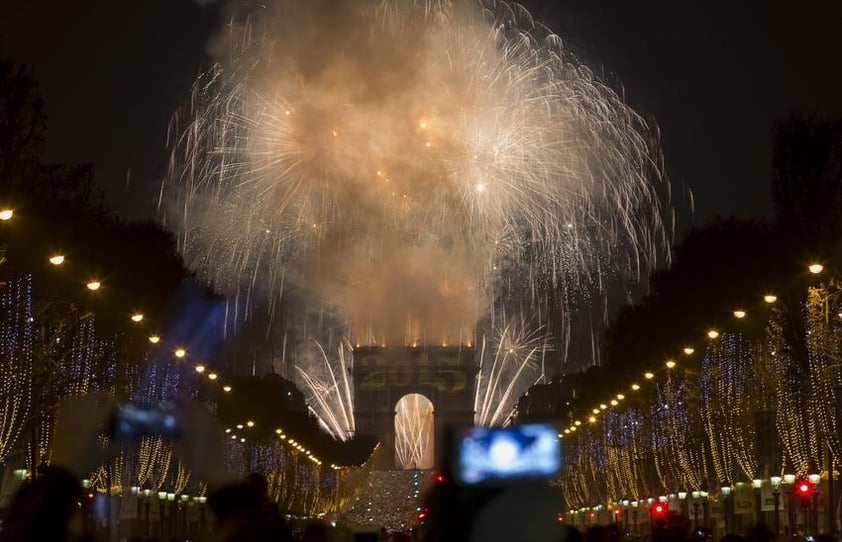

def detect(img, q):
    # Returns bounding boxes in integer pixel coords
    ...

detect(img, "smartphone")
[109,402,180,440]
[451,423,560,486]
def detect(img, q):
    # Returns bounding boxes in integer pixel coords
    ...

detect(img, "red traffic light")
[796,480,811,494]
[652,504,665,514]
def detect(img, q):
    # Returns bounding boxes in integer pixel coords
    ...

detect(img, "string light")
[559,270,842,513]
[1,234,370,519]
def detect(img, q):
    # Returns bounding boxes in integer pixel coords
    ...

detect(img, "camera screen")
[112,402,179,439]
[454,423,560,485]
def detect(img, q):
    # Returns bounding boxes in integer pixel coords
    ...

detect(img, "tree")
[0,58,45,196]
[0,57,190,477]
[771,116,842,266]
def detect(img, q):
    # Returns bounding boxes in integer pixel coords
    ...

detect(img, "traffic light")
[795,480,811,496]
[614,507,622,519]
[652,503,666,515]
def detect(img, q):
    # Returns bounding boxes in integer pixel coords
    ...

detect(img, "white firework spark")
[474,316,550,427]
[293,340,355,440]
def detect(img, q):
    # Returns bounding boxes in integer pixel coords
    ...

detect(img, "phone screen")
[111,402,179,439]
[453,423,560,486]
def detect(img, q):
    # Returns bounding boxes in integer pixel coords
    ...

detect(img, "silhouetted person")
[586,525,614,542]
[244,472,295,542]
[651,511,690,542]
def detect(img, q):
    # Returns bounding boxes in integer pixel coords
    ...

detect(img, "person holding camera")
[0,393,290,542]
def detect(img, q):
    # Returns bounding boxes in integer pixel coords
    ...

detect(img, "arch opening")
[394,393,434,469]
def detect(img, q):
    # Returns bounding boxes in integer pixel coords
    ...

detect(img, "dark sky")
[2,0,842,233]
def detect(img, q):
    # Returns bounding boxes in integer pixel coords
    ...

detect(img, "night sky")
[2,0,842,234]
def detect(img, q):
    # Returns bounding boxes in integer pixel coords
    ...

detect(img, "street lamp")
[167,492,176,539]
[721,483,733,535]
[180,494,190,538]
[752,478,763,526]
[783,473,796,532]
[196,495,207,534]
[157,491,168,540]
[622,499,630,532]
[808,472,821,535]
[678,491,688,518]
[771,476,782,534]
[141,483,152,538]
[692,491,701,529]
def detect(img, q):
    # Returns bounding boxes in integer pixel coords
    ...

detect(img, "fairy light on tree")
[652,370,708,495]
[0,276,34,464]
[700,332,766,486]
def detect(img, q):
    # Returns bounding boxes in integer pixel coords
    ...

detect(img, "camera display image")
[454,423,560,485]
[110,402,179,440]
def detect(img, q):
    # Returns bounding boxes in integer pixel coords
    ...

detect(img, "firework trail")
[162,0,672,435]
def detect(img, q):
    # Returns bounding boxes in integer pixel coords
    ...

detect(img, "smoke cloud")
[163,0,670,364]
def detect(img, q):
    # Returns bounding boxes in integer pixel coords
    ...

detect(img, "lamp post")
[128,485,140,540]
[167,492,176,538]
[196,495,207,534]
[157,491,168,540]
[692,491,701,529]
[141,484,151,539]
[771,476,782,534]
[631,500,639,536]
[180,494,190,538]
[784,473,796,533]
[721,483,733,535]
[622,499,630,532]
[752,478,763,527]
[701,488,710,528]
[809,473,821,535]
[679,491,689,519]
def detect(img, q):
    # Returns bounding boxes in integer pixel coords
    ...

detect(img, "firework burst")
[162,0,671,433]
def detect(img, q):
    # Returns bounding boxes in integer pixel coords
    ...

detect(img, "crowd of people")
[1,394,839,542]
